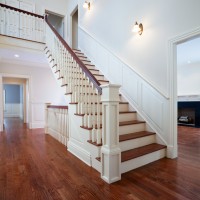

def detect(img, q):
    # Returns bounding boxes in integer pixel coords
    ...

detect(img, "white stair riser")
[121,149,166,174]
[119,113,137,122]
[120,135,156,152]
[119,123,145,135]
[119,104,129,112]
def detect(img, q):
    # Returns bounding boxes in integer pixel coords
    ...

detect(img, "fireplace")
[178,101,200,127]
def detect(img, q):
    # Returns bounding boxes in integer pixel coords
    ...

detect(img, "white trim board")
[168,26,200,158]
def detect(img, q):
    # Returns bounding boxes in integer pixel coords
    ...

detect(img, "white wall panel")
[108,56,123,85]
[4,103,20,117]
[122,66,139,106]
[30,102,44,128]
[79,27,169,147]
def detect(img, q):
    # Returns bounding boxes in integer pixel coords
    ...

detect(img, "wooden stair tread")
[61,83,68,87]
[119,120,145,126]
[119,111,136,114]
[96,143,166,162]
[119,131,155,142]
[93,74,104,76]
[85,64,95,67]
[89,69,99,71]
[87,140,102,146]
[74,52,84,55]
[119,102,128,104]
[121,143,166,162]
[80,124,102,130]
[73,49,81,51]
[75,112,102,116]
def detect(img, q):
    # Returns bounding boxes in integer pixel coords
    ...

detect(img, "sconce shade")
[83,1,90,10]
[132,21,143,35]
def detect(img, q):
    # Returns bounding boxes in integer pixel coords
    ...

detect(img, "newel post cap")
[101,84,121,102]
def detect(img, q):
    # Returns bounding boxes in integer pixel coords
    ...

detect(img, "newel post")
[101,84,121,183]
[45,103,51,134]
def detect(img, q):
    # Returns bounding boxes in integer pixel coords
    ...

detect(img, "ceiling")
[177,37,200,66]
[0,44,48,68]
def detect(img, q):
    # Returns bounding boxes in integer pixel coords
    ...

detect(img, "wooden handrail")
[0,3,44,19]
[45,15,102,94]
[47,105,68,109]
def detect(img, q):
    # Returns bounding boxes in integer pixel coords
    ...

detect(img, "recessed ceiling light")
[187,60,191,64]
[14,54,19,58]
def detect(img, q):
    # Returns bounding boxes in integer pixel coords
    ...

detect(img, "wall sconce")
[132,21,143,35]
[83,1,91,10]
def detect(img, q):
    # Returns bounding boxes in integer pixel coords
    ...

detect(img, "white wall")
[33,0,68,15]
[178,63,200,96]
[0,63,66,128]
[65,0,200,97]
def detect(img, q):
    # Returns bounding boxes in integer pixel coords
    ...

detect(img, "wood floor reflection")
[0,118,199,200]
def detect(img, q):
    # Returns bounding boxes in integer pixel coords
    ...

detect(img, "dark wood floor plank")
[0,118,200,200]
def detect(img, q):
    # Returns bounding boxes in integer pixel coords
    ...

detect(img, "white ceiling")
[177,37,200,66]
[0,45,48,68]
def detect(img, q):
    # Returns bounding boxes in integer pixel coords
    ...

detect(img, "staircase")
[0,2,167,184]
[45,39,166,176]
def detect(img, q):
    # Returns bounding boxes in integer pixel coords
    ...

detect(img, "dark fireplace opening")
[178,108,195,126]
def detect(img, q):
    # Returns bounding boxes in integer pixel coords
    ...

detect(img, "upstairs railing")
[45,15,102,145]
[0,3,45,43]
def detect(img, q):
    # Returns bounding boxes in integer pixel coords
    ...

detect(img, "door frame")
[168,26,200,158]
[70,5,78,48]
[0,73,31,130]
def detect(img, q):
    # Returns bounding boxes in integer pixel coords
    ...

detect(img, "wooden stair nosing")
[57,76,63,80]
[61,83,68,87]
[87,140,102,147]
[121,143,166,162]
[96,143,166,163]
[98,80,109,82]
[73,49,81,52]
[89,69,99,72]
[93,74,104,77]
[75,112,102,116]
[119,111,136,114]
[55,70,60,73]
[119,131,155,142]
[80,124,102,130]
[69,102,78,104]
[119,120,145,126]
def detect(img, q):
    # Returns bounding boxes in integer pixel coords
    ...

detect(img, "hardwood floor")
[0,118,200,200]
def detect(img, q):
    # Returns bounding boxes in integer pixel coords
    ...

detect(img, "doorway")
[169,27,200,158]
[71,7,78,49]
[0,76,30,131]
[46,10,64,38]
[3,83,24,119]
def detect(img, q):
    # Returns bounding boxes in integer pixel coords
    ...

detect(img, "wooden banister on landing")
[0,3,44,19]
[45,15,102,94]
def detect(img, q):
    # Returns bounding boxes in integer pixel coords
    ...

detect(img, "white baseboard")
[68,140,91,166]
[29,121,44,129]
